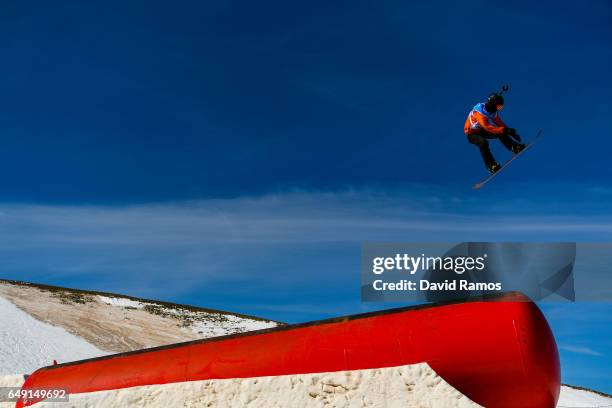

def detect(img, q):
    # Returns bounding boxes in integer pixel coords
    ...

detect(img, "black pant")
[466,130,518,167]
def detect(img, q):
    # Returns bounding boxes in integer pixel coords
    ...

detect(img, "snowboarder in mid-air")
[464,89,526,173]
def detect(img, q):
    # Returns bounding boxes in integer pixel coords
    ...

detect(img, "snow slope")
[558,385,612,407]
[0,280,279,354]
[0,296,106,375]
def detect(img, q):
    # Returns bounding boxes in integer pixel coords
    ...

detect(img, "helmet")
[487,93,504,106]
[485,93,505,112]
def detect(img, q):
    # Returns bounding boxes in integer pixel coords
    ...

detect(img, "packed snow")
[189,312,274,337]
[97,295,144,309]
[31,363,480,408]
[2,373,611,408]
[0,374,25,388]
[0,296,106,375]
[558,385,612,407]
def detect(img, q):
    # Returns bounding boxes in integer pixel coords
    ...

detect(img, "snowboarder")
[464,92,525,173]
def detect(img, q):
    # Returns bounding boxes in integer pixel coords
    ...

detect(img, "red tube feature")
[17,292,560,408]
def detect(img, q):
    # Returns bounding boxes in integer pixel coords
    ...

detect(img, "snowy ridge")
[558,385,612,408]
[0,277,280,393]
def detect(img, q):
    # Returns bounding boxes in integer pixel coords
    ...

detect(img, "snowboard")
[473,130,543,189]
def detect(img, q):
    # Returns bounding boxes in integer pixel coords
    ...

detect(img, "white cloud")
[0,188,611,299]
[0,188,611,246]
[559,345,605,357]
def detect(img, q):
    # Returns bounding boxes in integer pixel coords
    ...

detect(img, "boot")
[487,162,501,174]
[511,143,526,154]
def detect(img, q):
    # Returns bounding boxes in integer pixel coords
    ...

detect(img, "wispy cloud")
[0,187,611,303]
[559,345,605,357]
[1,187,611,246]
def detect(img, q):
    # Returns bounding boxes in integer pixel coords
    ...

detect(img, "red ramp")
[17,292,560,408]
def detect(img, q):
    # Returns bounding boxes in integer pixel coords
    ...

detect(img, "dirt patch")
[0,281,278,354]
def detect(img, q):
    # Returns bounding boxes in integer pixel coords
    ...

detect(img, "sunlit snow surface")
[0,296,107,375]
[558,385,612,407]
[0,372,609,408]
[97,295,144,309]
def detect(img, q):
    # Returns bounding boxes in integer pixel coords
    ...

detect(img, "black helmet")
[487,93,504,106]
[485,93,504,113]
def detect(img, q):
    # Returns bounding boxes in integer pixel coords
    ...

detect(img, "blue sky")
[0,0,611,393]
